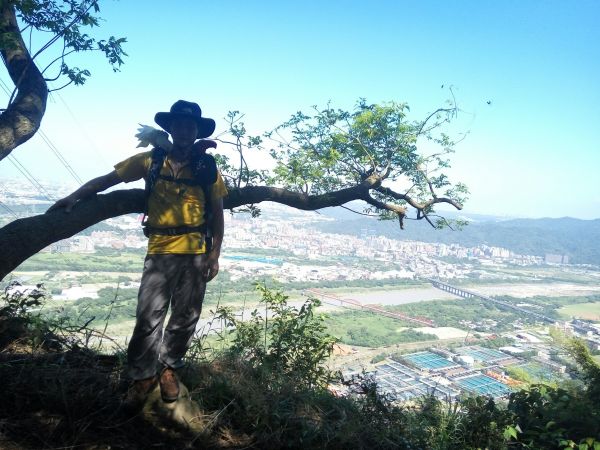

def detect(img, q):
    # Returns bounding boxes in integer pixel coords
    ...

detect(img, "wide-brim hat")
[154,100,216,139]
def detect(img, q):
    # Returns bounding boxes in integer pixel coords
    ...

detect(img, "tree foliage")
[217,100,469,228]
[15,0,126,83]
[0,0,126,160]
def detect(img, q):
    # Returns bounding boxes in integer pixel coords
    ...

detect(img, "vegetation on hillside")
[315,217,600,265]
[1,282,600,449]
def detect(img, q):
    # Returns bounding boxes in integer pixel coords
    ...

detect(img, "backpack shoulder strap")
[141,147,167,234]
[146,147,167,196]
[191,152,219,251]
[193,153,218,186]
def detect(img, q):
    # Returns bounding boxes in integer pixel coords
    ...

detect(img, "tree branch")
[0,179,387,280]
[376,185,462,211]
[48,78,74,92]
[0,189,143,281]
[41,45,76,78]
[428,213,456,231]
[420,210,436,228]
[339,205,378,217]
[416,106,457,137]
[30,0,98,61]
[362,192,407,228]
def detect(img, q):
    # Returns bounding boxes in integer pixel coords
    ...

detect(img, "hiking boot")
[123,375,158,410]
[159,367,180,403]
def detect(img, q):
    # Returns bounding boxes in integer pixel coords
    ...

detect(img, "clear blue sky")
[1,0,599,219]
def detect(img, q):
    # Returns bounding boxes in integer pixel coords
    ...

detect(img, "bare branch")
[339,205,378,217]
[417,166,437,198]
[421,210,436,228]
[376,185,462,211]
[41,45,77,77]
[428,214,456,231]
[48,79,74,92]
[416,107,456,137]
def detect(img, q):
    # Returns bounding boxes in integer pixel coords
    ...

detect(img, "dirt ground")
[413,326,469,339]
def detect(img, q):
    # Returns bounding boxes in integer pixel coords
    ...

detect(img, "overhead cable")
[6,155,55,202]
[37,129,83,184]
[0,77,83,186]
[0,199,19,219]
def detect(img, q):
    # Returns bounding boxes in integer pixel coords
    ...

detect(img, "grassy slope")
[559,302,600,321]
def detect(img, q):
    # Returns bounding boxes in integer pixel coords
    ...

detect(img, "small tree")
[216,283,338,389]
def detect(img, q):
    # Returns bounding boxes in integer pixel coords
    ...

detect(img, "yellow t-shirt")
[114,150,228,254]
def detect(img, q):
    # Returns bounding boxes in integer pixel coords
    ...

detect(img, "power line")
[6,155,55,202]
[0,199,19,219]
[0,77,13,99]
[0,79,111,278]
[52,90,109,167]
[1,78,137,278]
[0,77,83,186]
[37,129,83,184]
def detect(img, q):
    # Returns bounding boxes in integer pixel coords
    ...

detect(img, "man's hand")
[47,195,78,213]
[46,171,121,214]
[200,252,219,282]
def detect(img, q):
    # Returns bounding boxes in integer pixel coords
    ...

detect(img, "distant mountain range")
[312,209,600,265]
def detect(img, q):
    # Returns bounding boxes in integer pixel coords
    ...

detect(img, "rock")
[142,381,207,434]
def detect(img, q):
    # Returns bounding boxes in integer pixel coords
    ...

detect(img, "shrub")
[215,282,338,389]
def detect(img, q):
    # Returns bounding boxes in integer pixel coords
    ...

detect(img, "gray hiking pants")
[127,254,207,380]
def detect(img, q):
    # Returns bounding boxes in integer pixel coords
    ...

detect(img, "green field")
[325,310,437,347]
[16,251,146,273]
[558,302,600,321]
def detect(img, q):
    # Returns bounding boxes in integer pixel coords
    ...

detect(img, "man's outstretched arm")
[47,170,122,213]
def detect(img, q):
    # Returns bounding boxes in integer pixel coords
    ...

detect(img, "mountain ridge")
[312,214,600,265]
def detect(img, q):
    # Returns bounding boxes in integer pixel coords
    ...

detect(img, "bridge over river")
[426,278,557,325]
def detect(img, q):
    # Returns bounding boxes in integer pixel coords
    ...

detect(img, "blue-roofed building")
[454,374,512,398]
[455,346,513,365]
[401,351,460,372]
[373,361,460,402]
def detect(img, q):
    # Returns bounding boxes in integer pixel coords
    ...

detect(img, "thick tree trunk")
[0,183,373,280]
[0,3,48,161]
[0,189,144,280]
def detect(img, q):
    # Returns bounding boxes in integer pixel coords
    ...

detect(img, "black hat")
[154,100,216,139]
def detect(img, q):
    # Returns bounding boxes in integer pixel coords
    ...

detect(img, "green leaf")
[503,425,518,440]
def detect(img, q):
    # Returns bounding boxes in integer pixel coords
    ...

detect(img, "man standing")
[48,100,227,404]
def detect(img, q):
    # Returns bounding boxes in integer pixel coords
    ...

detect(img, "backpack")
[141,147,218,251]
